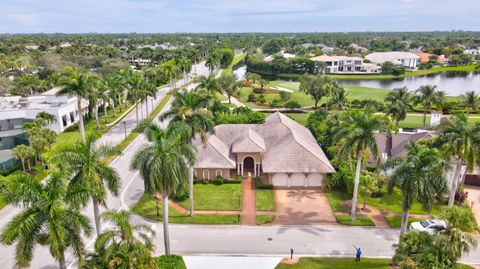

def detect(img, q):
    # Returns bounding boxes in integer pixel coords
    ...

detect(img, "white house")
[311,55,380,74]
[365,52,420,69]
[464,48,480,55]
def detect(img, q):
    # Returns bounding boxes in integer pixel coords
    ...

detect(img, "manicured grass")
[256,215,275,225]
[327,189,447,215]
[398,114,430,129]
[223,54,246,76]
[255,189,275,211]
[384,216,425,229]
[132,194,241,224]
[275,257,393,269]
[284,113,311,125]
[335,214,375,226]
[0,193,6,210]
[156,255,186,269]
[326,191,349,212]
[178,183,242,211]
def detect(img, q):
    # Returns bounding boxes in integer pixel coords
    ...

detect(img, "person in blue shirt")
[353,245,362,262]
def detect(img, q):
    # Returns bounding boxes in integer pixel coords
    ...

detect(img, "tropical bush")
[440,206,478,233]
[214,111,265,124]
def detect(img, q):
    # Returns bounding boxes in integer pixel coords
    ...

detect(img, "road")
[1,62,479,268]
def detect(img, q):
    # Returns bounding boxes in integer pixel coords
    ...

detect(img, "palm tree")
[12,73,40,96]
[36,111,57,125]
[462,90,480,118]
[188,49,201,76]
[327,87,348,110]
[440,227,478,261]
[0,171,92,269]
[11,144,35,172]
[161,60,178,90]
[160,90,214,216]
[205,51,221,74]
[334,109,385,220]
[217,74,241,104]
[386,143,448,236]
[40,127,57,150]
[197,75,220,96]
[130,122,195,254]
[436,113,480,206]
[57,66,97,142]
[177,57,191,83]
[51,132,121,236]
[105,74,122,116]
[30,134,48,164]
[413,85,441,128]
[299,74,339,109]
[384,87,412,128]
[126,72,146,125]
[83,210,156,269]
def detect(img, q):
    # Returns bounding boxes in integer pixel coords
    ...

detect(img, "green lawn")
[284,113,311,125]
[178,183,242,211]
[156,255,186,269]
[256,215,276,225]
[255,189,275,211]
[0,193,6,210]
[335,214,375,226]
[398,114,430,129]
[384,216,425,229]
[223,54,246,76]
[327,189,447,215]
[275,257,392,269]
[132,194,241,225]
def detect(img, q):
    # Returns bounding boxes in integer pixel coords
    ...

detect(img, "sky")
[0,0,479,33]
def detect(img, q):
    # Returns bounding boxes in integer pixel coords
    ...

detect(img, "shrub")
[284,101,301,109]
[270,98,281,108]
[455,189,469,204]
[215,111,265,124]
[258,94,267,104]
[440,206,478,232]
[255,177,273,189]
[214,176,224,185]
[156,255,186,269]
[247,93,257,102]
[279,91,291,102]
[171,183,189,201]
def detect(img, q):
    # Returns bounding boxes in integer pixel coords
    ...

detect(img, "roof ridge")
[208,135,236,166]
[247,128,266,151]
[276,113,335,171]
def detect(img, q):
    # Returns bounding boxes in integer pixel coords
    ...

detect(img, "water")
[233,65,247,81]
[235,65,480,96]
[338,71,480,96]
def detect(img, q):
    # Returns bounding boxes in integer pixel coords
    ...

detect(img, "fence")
[0,158,19,173]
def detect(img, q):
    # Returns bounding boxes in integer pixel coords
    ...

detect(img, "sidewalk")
[242,178,256,225]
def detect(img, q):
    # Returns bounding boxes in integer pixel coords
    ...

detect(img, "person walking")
[353,244,362,262]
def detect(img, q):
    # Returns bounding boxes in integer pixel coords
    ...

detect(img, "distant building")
[365,52,420,69]
[129,58,152,66]
[464,48,480,55]
[310,55,380,74]
[0,88,88,172]
[414,52,449,65]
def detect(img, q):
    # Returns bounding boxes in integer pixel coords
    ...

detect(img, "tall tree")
[12,73,41,96]
[197,75,220,96]
[413,85,441,128]
[126,72,146,125]
[36,111,57,126]
[436,113,480,206]
[334,110,385,220]
[218,74,241,104]
[161,60,179,90]
[299,74,339,109]
[11,144,35,172]
[51,132,121,236]
[0,171,92,269]
[160,90,214,216]
[462,90,480,118]
[205,51,221,74]
[177,57,191,83]
[384,87,412,128]
[57,66,97,142]
[83,210,156,268]
[130,122,195,254]
[386,143,448,236]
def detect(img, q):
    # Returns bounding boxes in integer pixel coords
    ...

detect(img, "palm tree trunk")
[400,207,410,236]
[146,97,149,116]
[93,198,102,236]
[228,96,231,104]
[350,149,363,221]
[77,98,86,143]
[58,252,67,269]
[104,103,108,124]
[20,158,25,172]
[448,158,462,207]
[118,95,123,112]
[111,99,116,117]
[135,103,139,125]
[162,194,171,254]
[95,104,100,129]
[188,139,195,216]
[423,107,427,128]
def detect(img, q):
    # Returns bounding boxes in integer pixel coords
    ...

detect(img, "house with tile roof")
[192,112,335,188]
[365,52,420,69]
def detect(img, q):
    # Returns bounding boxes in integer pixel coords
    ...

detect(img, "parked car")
[409,219,447,234]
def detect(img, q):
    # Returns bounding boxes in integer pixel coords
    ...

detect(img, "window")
[202,170,210,180]
[62,115,68,127]
[70,112,75,123]
[215,170,223,177]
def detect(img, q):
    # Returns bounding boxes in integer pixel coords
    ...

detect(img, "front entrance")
[243,156,255,177]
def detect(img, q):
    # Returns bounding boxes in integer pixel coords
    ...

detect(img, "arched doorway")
[243,156,255,176]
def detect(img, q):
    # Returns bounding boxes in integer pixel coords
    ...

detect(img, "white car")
[409,219,447,234]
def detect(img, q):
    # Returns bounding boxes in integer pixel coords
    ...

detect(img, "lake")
[337,71,480,96]
[235,66,480,96]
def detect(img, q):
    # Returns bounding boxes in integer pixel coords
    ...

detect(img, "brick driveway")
[272,189,337,225]
[465,185,480,226]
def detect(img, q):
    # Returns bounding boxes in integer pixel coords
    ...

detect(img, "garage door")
[290,173,306,187]
[272,173,289,187]
[307,173,323,187]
